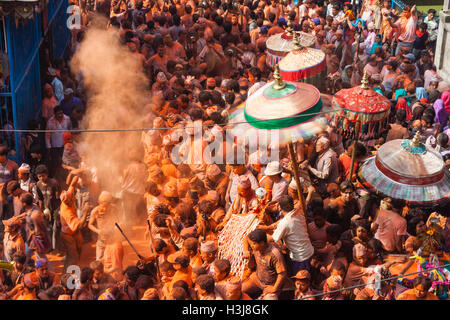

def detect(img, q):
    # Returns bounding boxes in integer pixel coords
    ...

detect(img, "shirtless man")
[88,191,120,261]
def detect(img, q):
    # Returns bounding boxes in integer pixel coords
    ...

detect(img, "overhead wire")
[0,93,417,134]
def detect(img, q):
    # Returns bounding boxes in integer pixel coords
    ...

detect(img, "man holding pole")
[272,195,314,274]
[300,136,339,197]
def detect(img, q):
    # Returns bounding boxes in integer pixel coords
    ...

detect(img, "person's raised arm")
[65,175,80,207]
[88,208,100,235]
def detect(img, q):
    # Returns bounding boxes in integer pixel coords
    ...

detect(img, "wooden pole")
[288,141,307,213]
[348,122,360,183]
[146,220,163,293]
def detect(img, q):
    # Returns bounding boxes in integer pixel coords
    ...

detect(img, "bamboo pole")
[288,141,307,213]
[348,122,360,183]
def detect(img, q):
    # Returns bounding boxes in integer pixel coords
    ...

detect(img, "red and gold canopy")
[332,73,390,141]
[358,133,450,204]
[279,32,326,90]
[229,65,337,145]
[265,20,315,69]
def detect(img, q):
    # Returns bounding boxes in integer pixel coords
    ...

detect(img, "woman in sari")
[433,92,450,128]
[396,97,412,121]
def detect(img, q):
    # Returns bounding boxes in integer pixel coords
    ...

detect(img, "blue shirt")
[60,96,84,117]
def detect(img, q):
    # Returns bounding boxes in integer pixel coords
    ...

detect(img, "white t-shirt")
[272,209,314,262]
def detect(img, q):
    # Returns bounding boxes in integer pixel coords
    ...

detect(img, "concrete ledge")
[435,10,450,82]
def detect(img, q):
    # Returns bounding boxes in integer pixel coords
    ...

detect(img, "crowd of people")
[0,0,449,300]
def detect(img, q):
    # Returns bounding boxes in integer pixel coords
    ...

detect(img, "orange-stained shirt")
[15,291,37,300]
[60,201,82,235]
[190,253,203,269]
[170,266,193,289]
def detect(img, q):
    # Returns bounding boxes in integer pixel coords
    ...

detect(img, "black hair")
[407,215,425,237]
[367,238,383,253]
[192,266,207,276]
[171,286,187,300]
[210,90,225,108]
[396,108,407,122]
[279,195,294,212]
[153,214,168,228]
[160,261,175,272]
[155,203,171,216]
[172,280,189,293]
[423,107,436,120]
[390,198,405,211]
[21,193,34,206]
[169,5,177,15]
[340,180,355,192]
[13,252,27,264]
[227,79,240,93]
[187,190,199,201]
[437,132,449,147]
[157,15,167,26]
[224,92,235,105]
[209,112,223,124]
[223,21,232,33]
[135,275,154,290]
[80,267,94,284]
[195,274,215,293]
[174,255,190,269]
[175,202,196,227]
[189,107,204,121]
[249,67,261,80]
[147,20,155,30]
[124,30,135,42]
[313,208,326,218]
[268,12,276,23]
[214,259,231,275]
[53,105,63,115]
[215,15,223,26]
[27,119,40,130]
[123,266,141,282]
[183,237,198,251]
[198,200,213,216]
[198,91,212,104]
[154,239,168,252]
[352,218,370,232]
[248,229,267,243]
[308,198,324,212]
[407,208,425,221]
[326,224,343,239]
[413,275,432,291]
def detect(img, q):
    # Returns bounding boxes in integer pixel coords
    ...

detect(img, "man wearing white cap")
[199,240,218,275]
[60,87,84,117]
[18,163,38,200]
[259,161,288,202]
[226,164,259,207]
